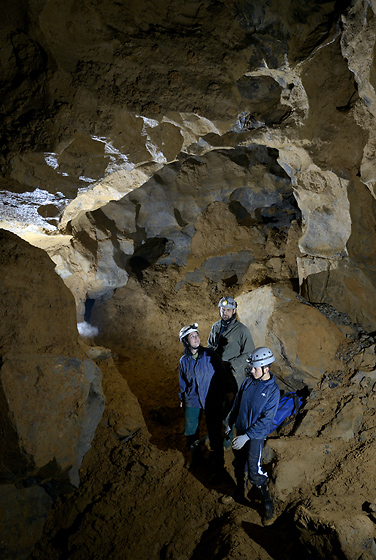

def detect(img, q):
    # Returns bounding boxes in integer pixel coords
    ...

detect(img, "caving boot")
[258,482,276,526]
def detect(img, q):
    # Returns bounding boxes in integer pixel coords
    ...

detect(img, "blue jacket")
[179,346,233,409]
[228,373,280,440]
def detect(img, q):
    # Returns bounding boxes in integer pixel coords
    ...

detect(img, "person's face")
[219,306,235,321]
[251,366,269,379]
[187,331,200,350]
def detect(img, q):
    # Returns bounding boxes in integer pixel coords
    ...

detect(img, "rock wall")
[0,229,105,560]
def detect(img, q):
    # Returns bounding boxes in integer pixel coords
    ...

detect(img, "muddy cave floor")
[30,350,312,560]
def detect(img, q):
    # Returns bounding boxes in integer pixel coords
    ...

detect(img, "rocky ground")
[29,356,307,560]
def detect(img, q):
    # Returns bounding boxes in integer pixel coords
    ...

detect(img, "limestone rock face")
[237,284,346,388]
[0,229,105,558]
[301,257,376,332]
[0,230,78,355]
[3,0,376,340]
[0,355,104,485]
[61,147,301,316]
[0,229,104,485]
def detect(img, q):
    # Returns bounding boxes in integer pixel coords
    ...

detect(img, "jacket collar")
[221,314,236,328]
[184,345,203,358]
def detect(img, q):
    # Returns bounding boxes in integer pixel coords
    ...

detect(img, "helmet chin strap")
[259,366,271,380]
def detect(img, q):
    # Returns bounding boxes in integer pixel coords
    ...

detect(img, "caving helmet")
[179,323,199,342]
[218,296,237,309]
[246,347,275,368]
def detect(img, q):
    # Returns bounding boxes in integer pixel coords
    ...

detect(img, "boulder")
[0,354,104,486]
[300,257,376,332]
[237,283,347,388]
[335,514,376,560]
[268,438,337,503]
[295,506,376,560]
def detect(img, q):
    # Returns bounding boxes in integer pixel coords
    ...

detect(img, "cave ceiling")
[2,0,376,327]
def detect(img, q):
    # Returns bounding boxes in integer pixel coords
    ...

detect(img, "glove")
[224,425,232,439]
[232,434,249,450]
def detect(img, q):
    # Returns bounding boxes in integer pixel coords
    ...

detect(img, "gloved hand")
[224,425,232,439]
[232,434,249,450]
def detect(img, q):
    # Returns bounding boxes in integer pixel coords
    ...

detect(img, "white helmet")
[179,323,199,342]
[247,347,275,368]
[218,296,237,309]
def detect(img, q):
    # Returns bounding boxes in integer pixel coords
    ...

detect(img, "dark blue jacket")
[179,346,233,409]
[228,373,280,439]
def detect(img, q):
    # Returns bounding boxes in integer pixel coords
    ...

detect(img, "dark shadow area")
[188,512,234,560]
[184,442,236,495]
[222,274,238,288]
[128,237,168,280]
[229,199,258,226]
[113,354,185,453]
[84,297,95,323]
[242,512,308,560]
[244,509,350,560]
[0,375,33,480]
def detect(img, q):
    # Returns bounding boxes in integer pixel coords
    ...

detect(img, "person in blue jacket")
[225,346,280,525]
[178,323,234,479]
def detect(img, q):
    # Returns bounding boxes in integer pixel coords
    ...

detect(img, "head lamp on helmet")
[179,323,199,342]
[246,347,275,369]
[218,296,237,309]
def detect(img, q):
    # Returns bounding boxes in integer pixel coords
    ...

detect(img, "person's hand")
[224,425,232,439]
[232,434,249,450]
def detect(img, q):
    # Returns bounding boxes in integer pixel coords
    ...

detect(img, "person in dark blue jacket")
[178,323,234,478]
[225,346,280,525]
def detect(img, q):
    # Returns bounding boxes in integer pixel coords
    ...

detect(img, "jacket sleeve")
[246,386,280,439]
[206,324,218,351]
[178,360,187,403]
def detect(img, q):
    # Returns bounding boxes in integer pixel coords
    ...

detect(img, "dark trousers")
[184,406,224,469]
[233,438,268,488]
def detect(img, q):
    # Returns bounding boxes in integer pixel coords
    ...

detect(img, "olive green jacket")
[207,318,255,390]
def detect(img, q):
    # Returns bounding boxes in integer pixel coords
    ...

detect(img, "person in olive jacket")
[207,296,255,392]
